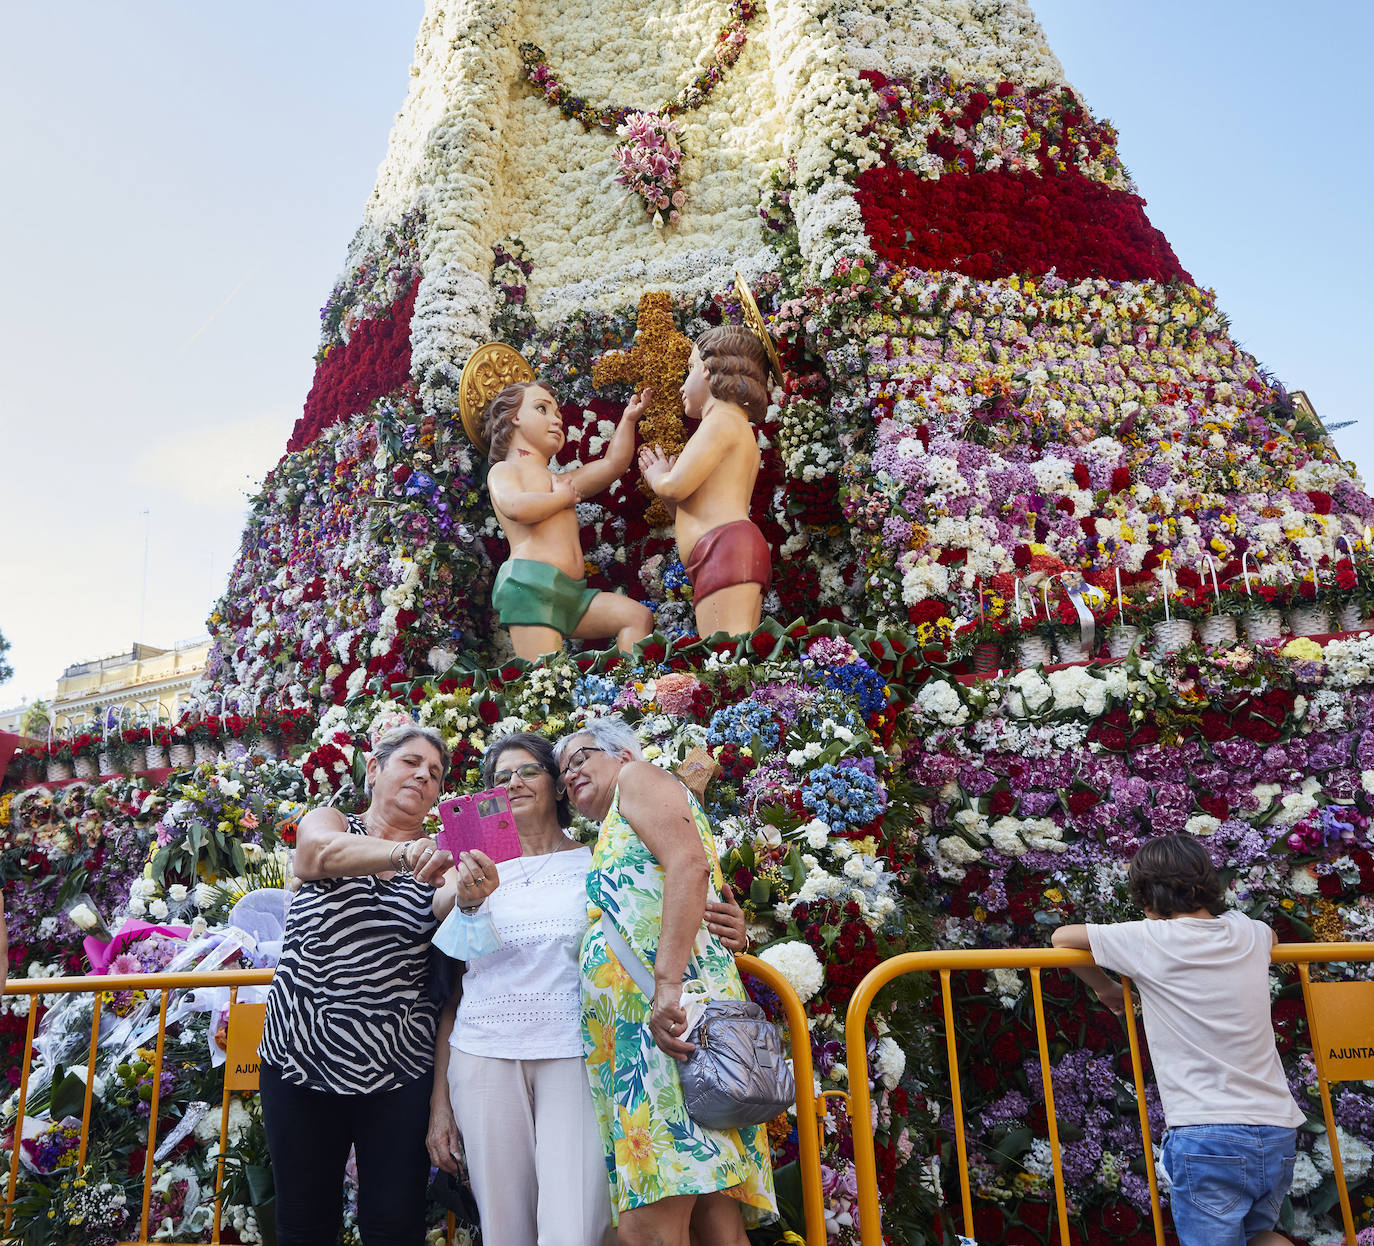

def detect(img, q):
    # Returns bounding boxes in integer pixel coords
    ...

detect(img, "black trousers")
[259,1062,433,1246]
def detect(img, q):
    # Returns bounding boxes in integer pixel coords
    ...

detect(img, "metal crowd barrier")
[0,956,826,1246]
[843,943,1374,1246]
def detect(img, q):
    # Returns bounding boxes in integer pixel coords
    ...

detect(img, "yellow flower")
[1281,638,1322,662]
[1043,887,1063,904]
[614,1101,660,1185]
[589,955,632,994]
[585,1015,615,1070]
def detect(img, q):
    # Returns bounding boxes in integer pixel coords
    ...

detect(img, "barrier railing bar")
[1029,969,1071,1246]
[938,968,973,1237]
[1119,979,1165,1246]
[844,943,1374,1246]
[3,1002,38,1231]
[137,988,172,1241]
[1297,963,1358,1246]
[737,953,826,1246]
[211,983,239,1246]
[77,990,104,1171]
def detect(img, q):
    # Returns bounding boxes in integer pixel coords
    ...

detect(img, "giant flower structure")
[9,2,1374,1244]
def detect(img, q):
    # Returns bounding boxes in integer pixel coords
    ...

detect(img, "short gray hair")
[366,724,450,797]
[553,715,644,769]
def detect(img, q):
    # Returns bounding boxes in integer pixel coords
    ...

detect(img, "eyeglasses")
[558,745,605,779]
[492,762,548,787]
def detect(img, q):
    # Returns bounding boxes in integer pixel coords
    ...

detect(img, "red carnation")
[1072,463,1090,489]
[1306,490,1333,514]
[478,700,499,725]
[1111,467,1131,493]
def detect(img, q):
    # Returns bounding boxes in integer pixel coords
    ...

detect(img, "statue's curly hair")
[696,325,769,422]
[481,381,559,464]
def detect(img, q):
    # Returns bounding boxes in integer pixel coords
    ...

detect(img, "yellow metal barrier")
[0,957,827,1246]
[845,943,1374,1246]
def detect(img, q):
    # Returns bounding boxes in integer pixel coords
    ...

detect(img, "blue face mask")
[433,905,503,960]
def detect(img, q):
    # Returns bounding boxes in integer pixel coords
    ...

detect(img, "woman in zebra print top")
[258,724,492,1246]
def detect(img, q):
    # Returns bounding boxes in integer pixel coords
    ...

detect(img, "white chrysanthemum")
[1314,1127,1373,1182]
[759,940,825,1004]
[1184,814,1220,837]
[874,1036,906,1089]
[1287,1151,1323,1198]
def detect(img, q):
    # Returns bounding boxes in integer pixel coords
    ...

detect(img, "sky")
[2,1,1371,709]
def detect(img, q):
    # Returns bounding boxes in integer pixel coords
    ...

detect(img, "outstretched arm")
[487,463,579,524]
[570,390,648,498]
[1051,924,1125,1014]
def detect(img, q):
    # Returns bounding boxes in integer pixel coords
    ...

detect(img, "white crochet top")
[451,845,591,1060]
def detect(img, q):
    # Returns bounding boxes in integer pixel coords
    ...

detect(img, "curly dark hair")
[696,325,769,422]
[1127,835,1225,918]
[481,731,572,828]
[481,381,558,465]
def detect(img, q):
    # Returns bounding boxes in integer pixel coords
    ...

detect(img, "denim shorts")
[1161,1124,1297,1246]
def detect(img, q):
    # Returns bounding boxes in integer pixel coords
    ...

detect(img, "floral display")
[10,1,1374,1244]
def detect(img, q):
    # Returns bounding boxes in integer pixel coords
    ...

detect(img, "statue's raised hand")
[623,388,652,424]
[637,444,677,493]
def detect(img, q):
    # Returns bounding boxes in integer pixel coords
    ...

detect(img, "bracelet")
[458,903,483,915]
[390,841,410,874]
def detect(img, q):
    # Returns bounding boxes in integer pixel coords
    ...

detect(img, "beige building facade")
[48,639,211,732]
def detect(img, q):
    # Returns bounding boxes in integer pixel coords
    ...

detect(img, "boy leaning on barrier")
[1051,835,1304,1246]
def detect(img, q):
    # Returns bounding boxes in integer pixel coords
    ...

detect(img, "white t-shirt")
[1086,909,1304,1129]
[452,845,591,1060]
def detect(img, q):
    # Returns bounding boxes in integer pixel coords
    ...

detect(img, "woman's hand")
[649,982,695,1062]
[426,1099,462,1176]
[456,849,499,909]
[403,836,454,887]
[705,882,748,953]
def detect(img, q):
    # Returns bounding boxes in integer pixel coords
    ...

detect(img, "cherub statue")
[638,325,771,637]
[483,380,654,660]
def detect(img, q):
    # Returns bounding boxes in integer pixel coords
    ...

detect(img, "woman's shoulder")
[298,805,354,834]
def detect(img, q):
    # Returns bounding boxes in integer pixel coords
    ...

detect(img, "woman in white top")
[427,732,747,1246]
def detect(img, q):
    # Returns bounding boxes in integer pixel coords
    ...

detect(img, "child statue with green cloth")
[482,380,654,661]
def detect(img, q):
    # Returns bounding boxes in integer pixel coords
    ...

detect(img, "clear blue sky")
[2,1,1370,707]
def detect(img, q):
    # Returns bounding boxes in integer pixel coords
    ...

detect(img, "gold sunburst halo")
[458,343,537,453]
[733,272,784,387]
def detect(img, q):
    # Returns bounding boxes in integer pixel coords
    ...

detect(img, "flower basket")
[73,755,98,780]
[1152,619,1194,655]
[1106,625,1141,659]
[1015,634,1052,669]
[1197,615,1238,648]
[193,740,223,764]
[97,749,117,776]
[145,744,170,769]
[1287,606,1331,638]
[1243,608,1283,643]
[249,732,281,760]
[1337,602,1372,632]
[168,741,195,768]
[972,643,1002,675]
[46,758,74,782]
[1054,634,1092,664]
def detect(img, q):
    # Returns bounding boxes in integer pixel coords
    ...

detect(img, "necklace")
[518,0,758,228]
[512,838,578,887]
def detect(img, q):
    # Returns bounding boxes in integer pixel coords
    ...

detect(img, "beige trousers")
[448,1048,616,1246]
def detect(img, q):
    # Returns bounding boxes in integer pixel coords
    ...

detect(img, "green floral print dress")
[579,783,777,1223]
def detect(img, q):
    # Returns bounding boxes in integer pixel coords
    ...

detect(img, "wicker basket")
[1287,606,1331,638]
[1337,603,1372,632]
[1106,625,1141,659]
[193,740,223,765]
[168,742,195,768]
[46,759,74,782]
[73,755,98,780]
[97,750,117,777]
[1197,615,1238,648]
[1055,635,1092,664]
[1152,619,1194,655]
[1016,634,1053,668]
[145,744,170,769]
[249,733,281,760]
[973,643,1002,676]
[1242,608,1283,643]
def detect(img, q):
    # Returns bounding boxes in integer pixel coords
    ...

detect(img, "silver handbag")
[600,912,795,1130]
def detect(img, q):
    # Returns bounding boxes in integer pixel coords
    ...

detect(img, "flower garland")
[518,0,758,226]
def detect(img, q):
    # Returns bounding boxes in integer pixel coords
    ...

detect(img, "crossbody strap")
[599,911,657,998]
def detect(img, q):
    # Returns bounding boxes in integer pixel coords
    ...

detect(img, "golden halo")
[733,272,784,387]
[457,343,537,453]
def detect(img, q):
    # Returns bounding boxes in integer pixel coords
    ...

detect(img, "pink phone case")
[435,786,523,863]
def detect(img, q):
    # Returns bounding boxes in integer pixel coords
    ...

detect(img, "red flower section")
[287,278,419,451]
[855,165,1192,285]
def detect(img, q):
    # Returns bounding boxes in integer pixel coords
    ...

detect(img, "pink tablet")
[435,787,523,864]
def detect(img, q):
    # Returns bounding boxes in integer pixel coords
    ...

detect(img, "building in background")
[48,639,211,731]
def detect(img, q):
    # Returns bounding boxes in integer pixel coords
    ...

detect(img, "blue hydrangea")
[816,660,887,718]
[706,700,781,752]
[663,558,691,594]
[800,762,884,833]
[573,674,619,708]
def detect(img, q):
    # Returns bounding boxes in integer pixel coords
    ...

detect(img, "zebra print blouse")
[259,814,442,1093]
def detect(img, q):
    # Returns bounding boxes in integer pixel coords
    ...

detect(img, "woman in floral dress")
[556,715,776,1246]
